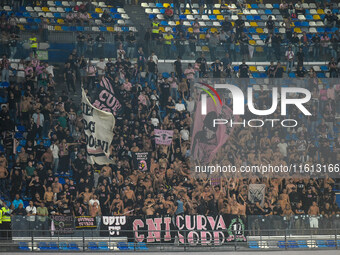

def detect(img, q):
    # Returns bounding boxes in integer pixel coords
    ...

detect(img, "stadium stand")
[0,0,339,252]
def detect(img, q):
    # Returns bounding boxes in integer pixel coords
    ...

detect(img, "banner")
[51,215,74,234]
[248,184,266,207]
[82,89,115,165]
[132,152,151,172]
[154,129,173,145]
[75,216,97,229]
[100,216,131,237]
[132,215,247,245]
[92,76,123,116]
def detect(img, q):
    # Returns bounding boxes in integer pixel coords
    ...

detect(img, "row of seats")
[46,1,111,8]
[249,240,340,249]
[16,24,137,32]
[1,6,125,13]
[141,2,340,9]
[18,241,148,251]
[11,11,128,19]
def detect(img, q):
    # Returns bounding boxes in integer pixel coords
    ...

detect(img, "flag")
[92,76,123,116]
[82,89,115,165]
[154,129,174,145]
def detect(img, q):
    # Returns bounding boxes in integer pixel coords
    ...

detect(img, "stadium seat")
[248,241,260,249]
[88,242,99,250]
[297,240,308,248]
[136,242,148,250]
[117,242,129,250]
[19,242,30,251]
[98,242,109,250]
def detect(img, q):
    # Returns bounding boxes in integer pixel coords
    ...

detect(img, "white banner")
[82,89,115,165]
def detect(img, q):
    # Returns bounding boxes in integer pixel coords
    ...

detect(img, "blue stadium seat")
[19,140,26,146]
[316,240,328,248]
[114,13,122,19]
[49,242,59,250]
[288,72,296,78]
[251,4,258,9]
[15,12,23,17]
[248,27,256,33]
[301,21,309,26]
[259,73,267,78]
[326,240,336,247]
[294,21,302,27]
[99,26,107,31]
[179,14,187,20]
[68,243,80,250]
[20,7,26,12]
[53,13,61,18]
[98,242,109,250]
[127,242,135,250]
[209,15,216,20]
[316,27,325,33]
[265,10,272,15]
[156,3,163,8]
[88,242,99,250]
[297,240,308,248]
[27,18,34,23]
[55,1,62,6]
[117,242,129,250]
[278,241,287,248]
[149,14,156,19]
[110,8,117,13]
[19,242,30,251]
[273,4,280,8]
[65,7,72,12]
[233,66,239,72]
[160,21,168,26]
[306,15,313,20]
[61,26,69,31]
[248,241,260,248]
[162,72,170,78]
[91,13,99,19]
[23,12,31,17]
[76,26,84,31]
[39,242,49,250]
[320,65,328,71]
[246,15,254,21]
[160,9,165,14]
[136,242,148,251]
[287,241,299,248]
[317,73,326,78]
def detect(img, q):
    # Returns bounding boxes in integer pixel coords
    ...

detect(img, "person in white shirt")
[285,46,294,73]
[96,58,106,80]
[50,141,59,173]
[26,201,37,222]
[89,194,100,207]
[175,102,186,112]
[150,51,158,64]
[277,138,288,159]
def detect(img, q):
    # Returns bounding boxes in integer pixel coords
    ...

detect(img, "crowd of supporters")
[0,1,339,231]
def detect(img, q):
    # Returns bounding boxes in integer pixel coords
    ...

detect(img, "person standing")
[285,46,294,73]
[50,141,59,174]
[0,55,10,83]
[0,203,11,240]
[86,60,97,91]
[32,108,44,139]
[64,62,76,93]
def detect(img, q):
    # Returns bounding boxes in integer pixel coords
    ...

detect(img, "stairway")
[124,5,150,44]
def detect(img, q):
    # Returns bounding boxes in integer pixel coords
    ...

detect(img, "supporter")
[164,6,174,20]
[173,0,181,15]
[324,11,337,28]
[285,46,294,73]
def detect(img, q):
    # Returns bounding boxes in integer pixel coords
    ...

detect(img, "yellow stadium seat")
[95,8,103,13]
[163,3,170,8]
[249,40,256,45]
[184,10,191,14]
[216,15,224,20]
[250,22,258,27]
[159,26,165,32]
[42,7,50,12]
[202,46,209,52]
[211,27,218,33]
[199,34,206,39]
[213,10,221,14]
[176,21,180,25]
[283,66,287,71]
[294,27,302,33]
[317,9,324,14]
[231,22,234,26]
[256,47,264,52]
[256,28,264,33]
[313,15,321,20]
[18,24,24,30]
[107,27,114,32]
[188,27,193,33]
[57,19,64,24]
[55,26,62,31]
[247,4,251,9]
[249,66,257,71]
[290,22,295,27]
